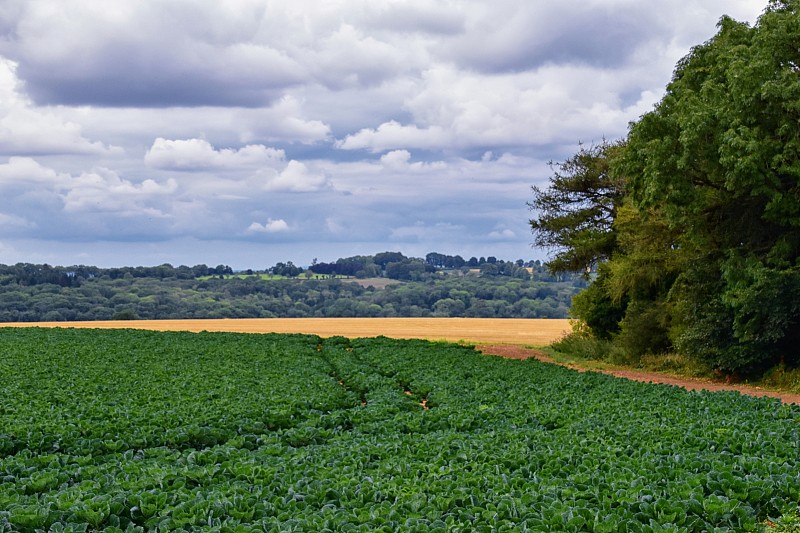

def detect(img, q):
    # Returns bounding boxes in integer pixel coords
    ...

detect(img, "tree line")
[305,252,541,280]
[0,252,548,287]
[529,0,800,377]
[0,273,581,322]
[0,252,583,321]
[0,263,234,287]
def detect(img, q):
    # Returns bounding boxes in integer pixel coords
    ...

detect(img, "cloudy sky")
[0,0,765,269]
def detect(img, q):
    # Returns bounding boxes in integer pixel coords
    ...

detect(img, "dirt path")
[477,344,800,405]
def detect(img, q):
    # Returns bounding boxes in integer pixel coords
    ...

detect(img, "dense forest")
[0,253,584,321]
[530,0,800,377]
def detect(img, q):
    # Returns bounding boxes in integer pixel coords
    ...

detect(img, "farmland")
[1,327,798,531]
[0,317,571,345]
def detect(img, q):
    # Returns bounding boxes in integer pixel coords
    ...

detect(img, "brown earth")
[477,344,800,405]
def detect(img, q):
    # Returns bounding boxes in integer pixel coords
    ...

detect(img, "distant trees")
[0,272,580,321]
[0,251,573,322]
[425,252,466,269]
[0,263,235,286]
[307,251,531,280]
[269,261,303,277]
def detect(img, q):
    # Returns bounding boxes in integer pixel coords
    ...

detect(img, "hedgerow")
[0,328,797,531]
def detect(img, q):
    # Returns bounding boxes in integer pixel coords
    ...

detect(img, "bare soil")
[477,344,800,405]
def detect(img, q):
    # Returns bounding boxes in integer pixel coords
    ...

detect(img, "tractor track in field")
[4,319,797,404]
[477,344,800,405]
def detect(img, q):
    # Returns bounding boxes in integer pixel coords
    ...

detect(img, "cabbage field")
[0,328,798,532]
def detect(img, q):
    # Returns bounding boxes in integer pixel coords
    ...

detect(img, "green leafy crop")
[0,328,797,531]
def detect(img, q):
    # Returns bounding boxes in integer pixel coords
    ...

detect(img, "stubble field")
[0,317,571,346]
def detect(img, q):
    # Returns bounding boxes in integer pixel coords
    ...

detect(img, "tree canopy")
[528,140,626,274]
[531,0,800,375]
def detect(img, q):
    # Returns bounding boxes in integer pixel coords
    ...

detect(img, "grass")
[546,331,800,398]
[547,331,719,378]
[758,364,800,394]
[637,352,714,379]
[197,273,285,280]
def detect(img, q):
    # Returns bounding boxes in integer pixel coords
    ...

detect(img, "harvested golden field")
[0,318,571,346]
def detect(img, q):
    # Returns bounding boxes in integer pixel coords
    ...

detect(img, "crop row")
[0,328,798,531]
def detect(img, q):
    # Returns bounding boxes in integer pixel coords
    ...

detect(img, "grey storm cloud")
[2,0,436,107]
[442,3,658,73]
[3,3,302,107]
[3,0,684,108]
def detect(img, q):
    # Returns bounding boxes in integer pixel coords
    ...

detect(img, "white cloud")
[144,138,331,194]
[238,95,331,144]
[0,157,177,216]
[0,58,119,155]
[379,149,412,167]
[262,160,330,192]
[0,156,61,185]
[336,63,663,152]
[145,138,285,171]
[488,228,516,240]
[337,121,450,152]
[247,218,290,233]
[62,168,178,214]
[379,149,447,171]
[0,212,35,228]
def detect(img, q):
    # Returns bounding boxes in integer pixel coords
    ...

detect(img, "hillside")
[0,256,585,322]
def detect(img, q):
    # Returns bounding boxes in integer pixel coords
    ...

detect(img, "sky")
[0,0,767,269]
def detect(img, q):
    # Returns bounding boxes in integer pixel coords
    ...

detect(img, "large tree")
[538,0,800,374]
[528,140,626,275]
[529,141,630,340]
[624,0,800,373]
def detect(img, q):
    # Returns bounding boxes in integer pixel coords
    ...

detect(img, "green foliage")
[550,330,612,360]
[528,140,626,274]
[0,328,798,531]
[569,266,625,340]
[759,363,800,394]
[637,353,714,379]
[622,2,800,373]
[616,300,672,360]
[542,2,800,376]
[767,510,800,533]
[0,272,581,321]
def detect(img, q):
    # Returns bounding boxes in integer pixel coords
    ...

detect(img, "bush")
[615,299,671,358]
[551,322,612,360]
[569,268,626,340]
